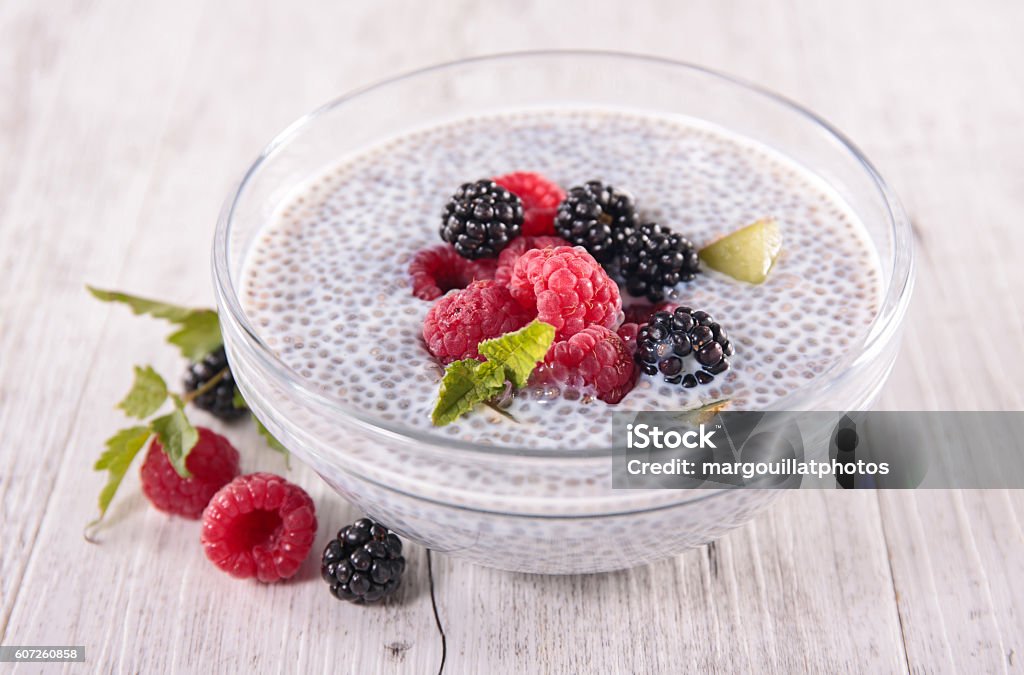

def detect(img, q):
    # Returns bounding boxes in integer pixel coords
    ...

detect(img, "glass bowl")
[212,51,914,574]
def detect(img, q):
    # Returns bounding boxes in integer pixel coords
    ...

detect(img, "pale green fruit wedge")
[699,218,782,284]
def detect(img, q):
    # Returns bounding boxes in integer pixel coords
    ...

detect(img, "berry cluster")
[137,427,324,583]
[553,181,637,262]
[413,171,737,404]
[635,307,734,387]
[440,180,523,259]
[554,182,699,301]
[321,518,406,604]
[619,223,700,302]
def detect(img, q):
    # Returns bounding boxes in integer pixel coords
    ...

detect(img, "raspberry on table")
[422,280,533,363]
[508,245,622,340]
[493,172,566,237]
[139,427,240,519]
[184,346,247,421]
[321,517,406,604]
[408,244,497,300]
[619,222,700,302]
[201,472,317,583]
[532,325,637,403]
[440,180,523,259]
[553,181,637,263]
[635,306,734,388]
[493,235,570,285]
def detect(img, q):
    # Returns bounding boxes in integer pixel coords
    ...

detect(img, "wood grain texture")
[1,0,1022,672]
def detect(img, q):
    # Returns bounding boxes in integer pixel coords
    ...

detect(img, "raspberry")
[183,346,247,421]
[422,280,533,363]
[321,518,406,604]
[616,322,641,356]
[201,472,317,583]
[140,427,240,519]
[493,172,566,236]
[532,325,637,403]
[408,244,496,300]
[508,246,621,340]
[493,235,570,285]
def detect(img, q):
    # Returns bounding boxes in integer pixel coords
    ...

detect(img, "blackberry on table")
[441,180,523,259]
[321,518,406,604]
[635,306,734,387]
[619,222,700,302]
[553,181,637,263]
[183,346,247,421]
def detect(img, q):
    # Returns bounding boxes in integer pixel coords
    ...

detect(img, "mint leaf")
[477,320,556,388]
[431,359,506,426]
[254,415,290,468]
[166,310,222,360]
[92,426,152,522]
[117,365,168,419]
[430,321,556,426]
[87,286,224,360]
[150,398,198,478]
[87,286,199,323]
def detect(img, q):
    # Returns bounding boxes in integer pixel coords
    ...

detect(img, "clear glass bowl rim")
[212,49,915,459]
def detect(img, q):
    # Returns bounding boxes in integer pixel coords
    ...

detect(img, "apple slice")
[699,218,782,284]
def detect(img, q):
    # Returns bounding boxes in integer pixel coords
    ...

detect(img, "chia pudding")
[240,108,882,452]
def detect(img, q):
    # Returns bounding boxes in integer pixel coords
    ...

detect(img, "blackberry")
[635,306,734,386]
[321,517,406,604]
[183,346,247,421]
[619,222,700,302]
[440,180,523,259]
[553,181,637,263]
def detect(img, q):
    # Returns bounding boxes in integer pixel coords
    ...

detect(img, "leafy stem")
[181,366,229,406]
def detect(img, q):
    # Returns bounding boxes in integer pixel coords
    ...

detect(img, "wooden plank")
[878,491,1024,672]
[0,0,209,633]
[1,0,444,671]
[432,492,907,674]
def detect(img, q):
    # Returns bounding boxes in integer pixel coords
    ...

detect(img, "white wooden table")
[2,1,1022,672]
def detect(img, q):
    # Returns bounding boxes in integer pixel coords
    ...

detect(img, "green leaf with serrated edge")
[117,365,168,419]
[431,359,506,426]
[476,320,556,389]
[166,310,223,360]
[86,286,202,323]
[254,415,290,469]
[92,426,152,522]
[232,388,248,410]
[150,399,198,479]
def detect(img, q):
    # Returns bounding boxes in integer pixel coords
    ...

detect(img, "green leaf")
[92,426,152,522]
[150,399,199,478]
[87,286,201,323]
[88,286,224,361]
[232,388,248,410]
[166,310,223,360]
[117,365,168,419]
[431,359,506,426]
[254,415,290,469]
[477,320,556,389]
